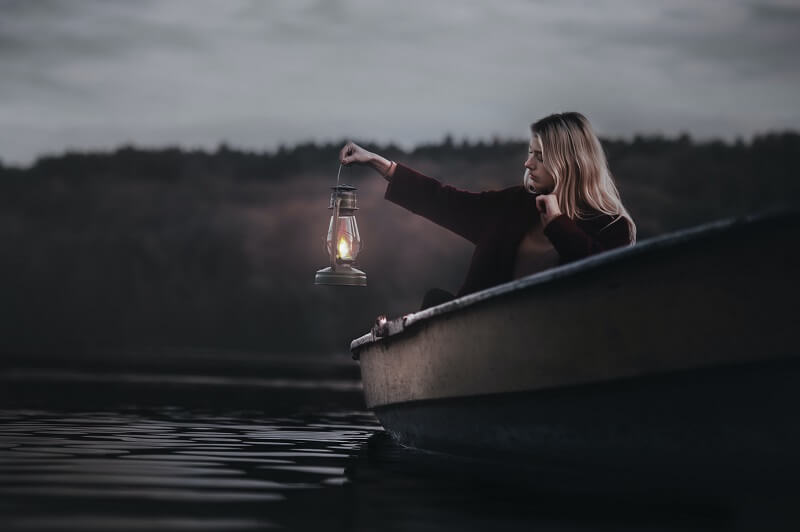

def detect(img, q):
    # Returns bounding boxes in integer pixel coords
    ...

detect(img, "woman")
[340,112,636,308]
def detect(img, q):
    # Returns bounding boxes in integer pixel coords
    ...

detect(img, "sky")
[1,0,799,166]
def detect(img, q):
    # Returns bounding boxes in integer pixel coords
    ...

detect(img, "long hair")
[531,112,636,243]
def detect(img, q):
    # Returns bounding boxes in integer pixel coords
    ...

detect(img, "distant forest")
[1,132,798,360]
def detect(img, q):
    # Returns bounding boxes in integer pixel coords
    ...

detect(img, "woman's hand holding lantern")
[339,142,372,165]
[340,141,396,180]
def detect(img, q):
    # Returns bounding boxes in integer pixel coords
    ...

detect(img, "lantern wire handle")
[330,163,344,270]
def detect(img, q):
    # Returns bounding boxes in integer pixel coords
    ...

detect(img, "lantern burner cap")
[329,184,358,211]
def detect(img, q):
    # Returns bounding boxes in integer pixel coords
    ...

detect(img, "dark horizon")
[2,127,798,172]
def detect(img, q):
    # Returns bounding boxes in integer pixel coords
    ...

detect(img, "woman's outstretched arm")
[340,142,396,180]
[384,164,507,244]
[339,141,505,244]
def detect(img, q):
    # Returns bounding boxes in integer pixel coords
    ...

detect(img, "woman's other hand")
[339,141,396,180]
[536,194,562,227]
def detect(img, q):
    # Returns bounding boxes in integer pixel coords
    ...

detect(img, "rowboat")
[350,209,800,472]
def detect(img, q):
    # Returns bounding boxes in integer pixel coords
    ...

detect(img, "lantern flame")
[337,237,351,260]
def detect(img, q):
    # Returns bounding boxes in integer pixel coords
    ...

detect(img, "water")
[1,353,798,531]
[0,408,375,531]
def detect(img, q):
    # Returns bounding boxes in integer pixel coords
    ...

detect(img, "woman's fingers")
[339,141,383,174]
[536,195,562,227]
[339,142,352,164]
[339,141,360,165]
[535,195,548,214]
[536,194,558,212]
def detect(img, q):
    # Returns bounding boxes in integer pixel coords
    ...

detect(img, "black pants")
[420,288,456,310]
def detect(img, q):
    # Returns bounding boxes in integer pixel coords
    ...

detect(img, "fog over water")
[1,0,799,165]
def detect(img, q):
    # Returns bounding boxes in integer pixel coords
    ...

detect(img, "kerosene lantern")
[314,175,367,286]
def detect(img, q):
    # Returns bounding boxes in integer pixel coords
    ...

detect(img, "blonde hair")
[532,112,636,243]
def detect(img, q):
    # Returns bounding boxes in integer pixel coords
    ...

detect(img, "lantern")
[314,184,367,286]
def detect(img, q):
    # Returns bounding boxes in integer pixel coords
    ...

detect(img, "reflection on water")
[0,361,798,531]
[0,408,377,531]
[3,409,797,532]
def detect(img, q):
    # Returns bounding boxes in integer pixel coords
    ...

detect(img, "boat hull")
[352,211,800,464]
[355,212,799,408]
[374,357,800,472]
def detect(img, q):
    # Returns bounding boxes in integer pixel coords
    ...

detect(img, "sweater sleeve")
[385,163,506,244]
[543,213,632,262]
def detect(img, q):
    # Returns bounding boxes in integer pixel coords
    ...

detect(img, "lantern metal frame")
[314,184,367,287]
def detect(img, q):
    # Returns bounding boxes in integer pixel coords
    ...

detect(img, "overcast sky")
[1,0,799,165]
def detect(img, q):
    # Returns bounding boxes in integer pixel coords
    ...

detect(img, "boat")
[350,209,800,473]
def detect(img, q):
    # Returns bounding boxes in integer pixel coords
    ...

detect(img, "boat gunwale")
[350,207,797,357]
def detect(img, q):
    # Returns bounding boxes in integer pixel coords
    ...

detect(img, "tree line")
[0,132,797,362]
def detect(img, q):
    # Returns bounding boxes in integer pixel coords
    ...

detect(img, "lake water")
[0,352,797,531]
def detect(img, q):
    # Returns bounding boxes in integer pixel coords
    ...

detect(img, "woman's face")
[525,134,555,194]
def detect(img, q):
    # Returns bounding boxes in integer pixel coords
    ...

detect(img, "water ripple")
[0,408,380,531]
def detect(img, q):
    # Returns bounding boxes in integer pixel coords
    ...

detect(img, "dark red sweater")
[385,163,632,296]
